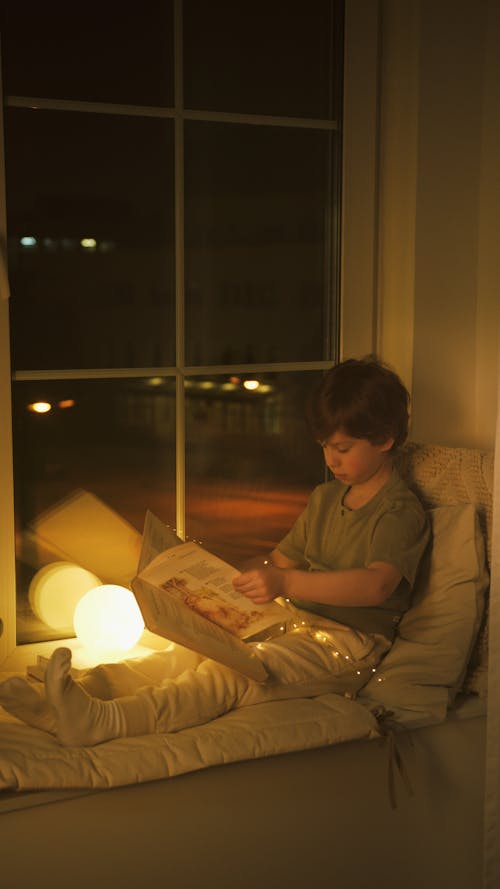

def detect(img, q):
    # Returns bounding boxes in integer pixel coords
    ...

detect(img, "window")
[0,0,379,662]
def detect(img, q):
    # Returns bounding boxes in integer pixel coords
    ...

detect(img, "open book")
[132,511,288,682]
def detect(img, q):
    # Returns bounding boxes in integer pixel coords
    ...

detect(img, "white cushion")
[359,504,488,724]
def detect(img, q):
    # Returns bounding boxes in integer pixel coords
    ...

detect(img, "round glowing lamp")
[73,584,145,654]
[29,562,103,629]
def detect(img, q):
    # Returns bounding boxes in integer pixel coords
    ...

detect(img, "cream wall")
[376,0,500,450]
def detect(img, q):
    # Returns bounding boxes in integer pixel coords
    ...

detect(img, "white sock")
[0,676,57,734]
[45,648,124,746]
[45,648,156,746]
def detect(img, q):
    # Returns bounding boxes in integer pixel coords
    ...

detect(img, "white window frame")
[0,0,380,669]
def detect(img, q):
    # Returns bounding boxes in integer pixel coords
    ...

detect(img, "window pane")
[184,0,343,119]
[13,378,176,643]
[6,108,175,370]
[185,122,339,365]
[1,1,174,106]
[185,371,325,566]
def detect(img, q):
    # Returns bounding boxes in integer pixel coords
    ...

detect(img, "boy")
[0,358,429,747]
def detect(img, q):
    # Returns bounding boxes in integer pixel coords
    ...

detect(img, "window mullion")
[174,0,186,540]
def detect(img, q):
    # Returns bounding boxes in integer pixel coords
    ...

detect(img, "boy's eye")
[319,441,351,454]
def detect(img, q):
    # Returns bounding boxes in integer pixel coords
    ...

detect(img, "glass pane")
[1,1,174,106]
[13,378,176,643]
[184,0,343,119]
[6,108,175,371]
[185,371,326,566]
[185,122,339,365]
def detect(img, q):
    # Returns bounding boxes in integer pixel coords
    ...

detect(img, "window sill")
[0,629,167,673]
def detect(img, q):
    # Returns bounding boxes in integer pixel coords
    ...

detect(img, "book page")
[137,510,183,573]
[132,575,270,682]
[139,541,285,640]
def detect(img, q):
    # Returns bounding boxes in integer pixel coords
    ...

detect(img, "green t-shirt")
[277,469,430,641]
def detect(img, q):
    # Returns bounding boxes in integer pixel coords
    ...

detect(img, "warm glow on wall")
[73,585,145,654]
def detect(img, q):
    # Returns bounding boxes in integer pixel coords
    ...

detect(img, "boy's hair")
[308,357,410,450]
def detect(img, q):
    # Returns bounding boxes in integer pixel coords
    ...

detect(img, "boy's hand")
[233,567,285,605]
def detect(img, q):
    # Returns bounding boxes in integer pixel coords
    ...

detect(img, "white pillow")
[359,504,488,725]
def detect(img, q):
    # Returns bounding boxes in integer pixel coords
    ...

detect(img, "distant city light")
[221,382,237,391]
[229,376,241,384]
[80,238,97,249]
[148,377,163,387]
[58,399,75,409]
[243,379,260,391]
[198,381,215,390]
[28,402,52,414]
[20,236,37,247]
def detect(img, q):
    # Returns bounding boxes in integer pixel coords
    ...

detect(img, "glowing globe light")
[29,562,103,629]
[73,584,145,654]
[243,379,260,391]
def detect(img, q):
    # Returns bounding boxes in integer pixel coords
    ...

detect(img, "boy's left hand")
[233,567,285,605]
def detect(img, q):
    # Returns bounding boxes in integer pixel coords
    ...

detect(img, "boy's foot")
[45,648,123,746]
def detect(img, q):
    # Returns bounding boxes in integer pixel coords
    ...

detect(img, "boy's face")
[320,431,394,487]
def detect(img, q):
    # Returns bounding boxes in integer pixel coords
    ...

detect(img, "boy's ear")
[378,437,395,453]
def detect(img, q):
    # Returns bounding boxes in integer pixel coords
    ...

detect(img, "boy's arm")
[233,559,402,607]
[268,548,301,569]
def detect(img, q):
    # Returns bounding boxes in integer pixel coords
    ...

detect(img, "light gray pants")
[77,621,390,735]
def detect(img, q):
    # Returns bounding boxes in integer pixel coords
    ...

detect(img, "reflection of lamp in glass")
[29,562,102,629]
[73,585,145,654]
